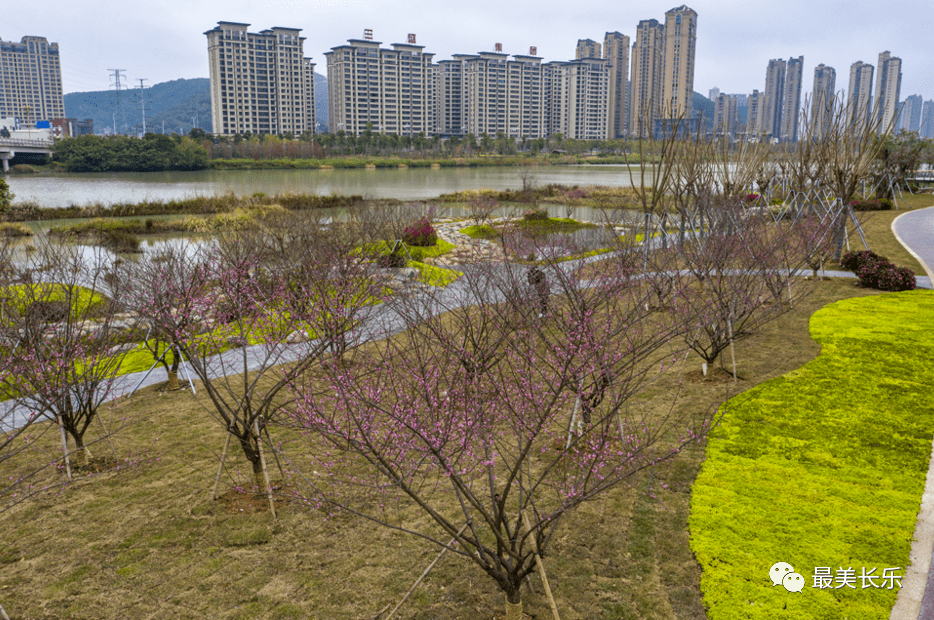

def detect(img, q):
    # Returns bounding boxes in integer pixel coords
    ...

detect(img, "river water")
[5,165,646,208]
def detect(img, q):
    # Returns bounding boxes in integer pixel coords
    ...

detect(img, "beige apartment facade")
[661,5,697,120]
[713,93,738,136]
[205,22,316,136]
[874,51,902,133]
[0,35,65,126]
[761,58,786,139]
[544,59,610,140]
[780,56,803,142]
[747,89,764,136]
[811,63,836,139]
[847,60,874,130]
[629,19,664,136]
[326,36,435,137]
[575,39,602,60]
[603,32,630,139]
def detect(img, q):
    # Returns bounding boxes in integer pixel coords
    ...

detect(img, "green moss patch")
[408,261,462,287]
[690,291,934,619]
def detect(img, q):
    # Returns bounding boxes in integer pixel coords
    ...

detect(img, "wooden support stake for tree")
[0,600,10,620]
[565,397,581,450]
[522,511,561,620]
[380,522,470,620]
[254,419,277,520]
[262,422,285,479]
[98,407,117,456]
[212,433,231,501]
[57,415,72,480]
[727,317,738,384]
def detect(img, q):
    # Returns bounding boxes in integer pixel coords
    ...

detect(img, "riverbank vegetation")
[52,134,210,172]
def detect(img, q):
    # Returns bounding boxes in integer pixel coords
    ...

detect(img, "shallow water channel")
[5,164,649,208]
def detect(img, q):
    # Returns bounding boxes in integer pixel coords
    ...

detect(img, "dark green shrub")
[522,209,548,221]
[377,252,407,268]
[99,229,141,254]
[0,178,12,219]
[857,261,915,291]
[848,198,893,211]
[840,250,886,273]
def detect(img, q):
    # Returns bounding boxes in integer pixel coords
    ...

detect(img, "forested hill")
[65,74,329,135]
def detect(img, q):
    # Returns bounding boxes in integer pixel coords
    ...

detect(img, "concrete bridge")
[0,138,54,172]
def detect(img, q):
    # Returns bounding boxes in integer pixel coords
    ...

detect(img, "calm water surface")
[6,165,647,208]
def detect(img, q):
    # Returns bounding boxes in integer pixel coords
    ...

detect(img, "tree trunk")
[248,452,265,489]
[73,434,91,466]
[505,593,523,620]
[167,371,180,391]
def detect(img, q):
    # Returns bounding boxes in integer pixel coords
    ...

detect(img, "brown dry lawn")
[0,195,928,620]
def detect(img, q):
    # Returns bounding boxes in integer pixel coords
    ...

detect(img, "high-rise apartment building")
[661,5,698,121]
[629,19,664,136]
[747,89,764,135]
[325,35,434,137]
[921,100,934,139]
[205,22,316,136]
[708,87,720,102]
[780,56,803,142]
[0,35,65,125]
[433,49,545,139]
[900,94,923,133]
[847,61,874,130]
[434,56,467,137]
[714,93,738,136]
[603,32,630,139]
[575,39,601,60]
[811,64,836,139]
[874,51,902,133]
[761,59,786,139]
[544,59,609,139]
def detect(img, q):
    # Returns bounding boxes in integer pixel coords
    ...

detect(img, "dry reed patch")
[0,279,878,620]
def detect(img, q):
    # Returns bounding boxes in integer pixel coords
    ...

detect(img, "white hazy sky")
[3,0,933,102]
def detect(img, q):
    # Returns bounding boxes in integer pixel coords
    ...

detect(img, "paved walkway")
[890,206,934,620]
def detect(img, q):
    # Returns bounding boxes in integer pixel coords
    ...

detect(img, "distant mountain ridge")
[65,74,329,135]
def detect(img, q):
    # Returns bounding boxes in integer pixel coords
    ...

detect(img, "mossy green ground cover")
[690,290,934,619]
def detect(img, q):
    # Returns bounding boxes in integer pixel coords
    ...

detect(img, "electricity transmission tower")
[109,69,127,134]
[135,79,150,135]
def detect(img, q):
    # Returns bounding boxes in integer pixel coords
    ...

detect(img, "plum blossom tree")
[123,221,385,492]
[287,253,715,619]
[0,240,138,471]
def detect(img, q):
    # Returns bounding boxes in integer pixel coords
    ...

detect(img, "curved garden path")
[891,205,934,620]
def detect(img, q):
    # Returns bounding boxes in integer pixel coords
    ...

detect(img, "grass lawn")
[690,290,934,619]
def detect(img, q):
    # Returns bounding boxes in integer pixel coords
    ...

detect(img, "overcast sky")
[3,0,933,102]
